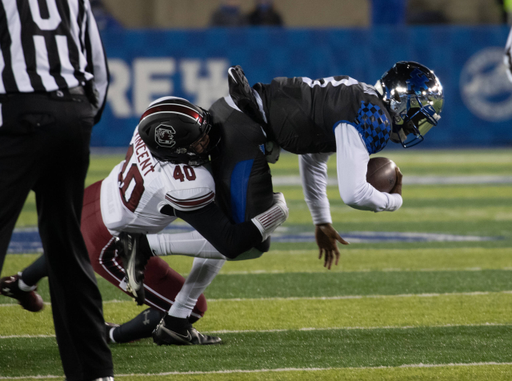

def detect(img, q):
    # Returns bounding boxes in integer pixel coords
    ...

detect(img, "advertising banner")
[95,26,512,148]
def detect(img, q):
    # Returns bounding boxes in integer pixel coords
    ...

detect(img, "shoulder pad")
[353,101,392,154]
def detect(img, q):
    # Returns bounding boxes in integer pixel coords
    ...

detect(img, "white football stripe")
[272,175,512,186]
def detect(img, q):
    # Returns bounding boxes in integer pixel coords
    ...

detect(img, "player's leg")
[107,308,165,343]
[0,100,41,271]
[210,97,274,226]
[153,257,224,346]
[0,254,46,312]
[81,183,210,344]
[35,97,112,379]
[151,98,275,346]
[0,188,29,271]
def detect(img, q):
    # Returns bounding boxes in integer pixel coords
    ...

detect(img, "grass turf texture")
[1,149,511,380]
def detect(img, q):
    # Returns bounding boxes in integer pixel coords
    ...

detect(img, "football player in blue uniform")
[505,27,512,83]
[2,61,443,347]
[226,61,443,269]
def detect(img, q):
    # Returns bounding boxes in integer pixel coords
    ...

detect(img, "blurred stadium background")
[90,0,512,149]
[1,1,512,379]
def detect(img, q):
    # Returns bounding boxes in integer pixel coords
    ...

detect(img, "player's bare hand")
[390,166,403,195]
[315,223,349,270]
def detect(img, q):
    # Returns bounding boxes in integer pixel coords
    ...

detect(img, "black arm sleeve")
[161,203,262,259]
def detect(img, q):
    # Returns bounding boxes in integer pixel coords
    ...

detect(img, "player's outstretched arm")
[315,223,349,270]
[165,193,288,259]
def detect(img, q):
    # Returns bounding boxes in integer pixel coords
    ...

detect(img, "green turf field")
[1,149,512,380]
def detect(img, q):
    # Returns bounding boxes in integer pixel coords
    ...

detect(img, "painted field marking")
[7,227,499,254]
[2,290,512,309]
[273,175,512,186]
[2,361,512,379]
[2,322,511,340]
[205,290,512,302]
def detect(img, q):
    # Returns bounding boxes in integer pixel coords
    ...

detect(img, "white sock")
[147,231,228,260]
[169,258,225,319]
[17,273,37,292]
[109,328,116,343]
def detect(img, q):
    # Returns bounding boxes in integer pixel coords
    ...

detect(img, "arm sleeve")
[299,152,333,225]
[161,203,262,259]
[335,123,402,212]
[85,4,109,123]
[505,27,512,83]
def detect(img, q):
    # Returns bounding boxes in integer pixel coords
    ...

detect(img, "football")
[366,157,398,193]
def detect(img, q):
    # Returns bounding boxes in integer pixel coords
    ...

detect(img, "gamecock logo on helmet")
[155,123,177,148]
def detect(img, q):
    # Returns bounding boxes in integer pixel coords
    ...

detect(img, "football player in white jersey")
[226,62,443,269]
[1,96,289,346]
[505,27,512,83]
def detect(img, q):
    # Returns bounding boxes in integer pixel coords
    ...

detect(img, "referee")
[0,1,113,380]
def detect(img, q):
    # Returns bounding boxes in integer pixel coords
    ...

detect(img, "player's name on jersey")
[133,133,155,176]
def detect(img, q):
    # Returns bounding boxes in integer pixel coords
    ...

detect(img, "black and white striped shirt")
[0,0,109,116]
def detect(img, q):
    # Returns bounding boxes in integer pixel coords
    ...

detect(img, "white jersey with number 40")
[100,128,215,235]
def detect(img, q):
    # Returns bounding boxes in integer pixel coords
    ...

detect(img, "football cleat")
[152,318,222,346]
[115,232,151,306]
[0,274,44,312]
[228,65,268,128]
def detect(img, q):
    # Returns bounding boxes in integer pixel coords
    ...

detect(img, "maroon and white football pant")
[80,181,207,321]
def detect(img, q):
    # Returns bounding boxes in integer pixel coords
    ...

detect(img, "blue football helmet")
[375,61,443,148]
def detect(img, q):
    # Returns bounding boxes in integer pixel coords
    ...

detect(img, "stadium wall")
[95,25,512,148]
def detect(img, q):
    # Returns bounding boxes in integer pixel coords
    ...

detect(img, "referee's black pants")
[0,90,113,380]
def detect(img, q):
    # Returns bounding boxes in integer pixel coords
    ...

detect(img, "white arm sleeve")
[505,27,512,83]
[335,123,403,212]
[85,3,109,112]
[147,231,264,261]
[299,152,333,225]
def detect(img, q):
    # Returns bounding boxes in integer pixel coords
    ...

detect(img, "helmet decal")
[155,123,177,148]
[137,96,218,166]
[408,68,430,93]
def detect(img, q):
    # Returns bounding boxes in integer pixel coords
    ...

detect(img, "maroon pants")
[81,181,207,321]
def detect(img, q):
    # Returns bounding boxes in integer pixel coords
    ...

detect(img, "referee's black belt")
[0,86,85,98]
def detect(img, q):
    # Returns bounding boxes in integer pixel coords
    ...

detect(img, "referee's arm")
[84,3,109,123]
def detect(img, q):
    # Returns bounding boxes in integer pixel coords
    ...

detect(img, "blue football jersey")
[255,75,392,155]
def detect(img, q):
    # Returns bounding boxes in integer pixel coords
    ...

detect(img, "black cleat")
[152,317,222,346]
[0,274,44,312]
[115,232,151,305]
[228,65,268,128]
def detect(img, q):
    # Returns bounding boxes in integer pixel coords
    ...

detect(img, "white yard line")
[2,361,512,379]
[218,267,512,274]
[273,175,512,186]
[205,290,512,302]
[1,322,510,340]
[2,290,512,310]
